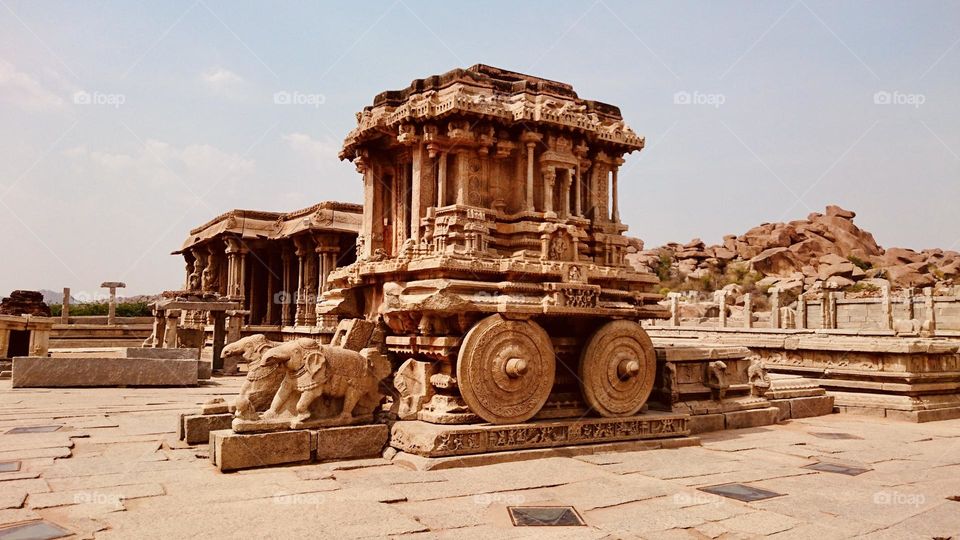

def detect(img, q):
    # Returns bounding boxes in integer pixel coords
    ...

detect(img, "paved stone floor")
[1,378,958,539]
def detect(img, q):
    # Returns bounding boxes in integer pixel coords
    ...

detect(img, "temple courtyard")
[1,377,957,539]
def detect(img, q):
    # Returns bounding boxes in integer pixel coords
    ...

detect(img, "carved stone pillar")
[189,247,206,291]
[881,286,893,330]
[828,292,838,329]
[743,293,753,329]
[247,258,258,325]
[265,260,275,326]
[455,151,468,206]
[162,310,180,348]
[716,290,727,328]
[542,167,556,217]
[796,294,807,329]
[561,170,571,218]
[437,151,448,207]
[183,258,194,291]
[281,249,293,326]
[293,237,311,326]
[611,161,622,223]
[770,288,781,329]
[224,237,248,301]
[904,288,915,320]
[669,294,680,327]
[313,233,339,323]
[923,287,936,336]
[525,143,535,211]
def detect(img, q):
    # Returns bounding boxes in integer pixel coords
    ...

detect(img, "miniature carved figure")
[706,360,729,401]
[748,358,771,397]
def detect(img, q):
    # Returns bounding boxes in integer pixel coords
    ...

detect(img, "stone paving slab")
[0,379,957,538]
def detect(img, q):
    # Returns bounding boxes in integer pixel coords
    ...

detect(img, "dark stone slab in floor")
[6,425,62,434]
[699,482,784,502]
[803,461,871,476]
[809,431,862,440]
[0,461,20,472]
[0,520,72,540]
[508,506,585,527]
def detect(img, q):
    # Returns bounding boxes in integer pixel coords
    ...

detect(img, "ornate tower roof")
[340,64,644,161]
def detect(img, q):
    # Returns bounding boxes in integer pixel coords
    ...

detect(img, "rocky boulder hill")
[628,205,959,302]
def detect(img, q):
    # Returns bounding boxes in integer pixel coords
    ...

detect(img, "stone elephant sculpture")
[221,334,284,420]
[260,338,393,427]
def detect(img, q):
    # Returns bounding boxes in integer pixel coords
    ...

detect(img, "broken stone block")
[315,424,388,462]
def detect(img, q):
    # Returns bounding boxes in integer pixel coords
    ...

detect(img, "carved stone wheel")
[456,314,556,424]
[578,320,656,417]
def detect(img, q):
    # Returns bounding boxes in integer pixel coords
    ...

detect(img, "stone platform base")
[768,396,835,421]
[209,424,389,472]
[390,411,691,458]
[393,436,699,471]
[686,406,781,434]
[830,392,960,422]
[12,356,199,387]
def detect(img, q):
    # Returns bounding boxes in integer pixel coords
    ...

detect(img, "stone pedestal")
[390,411,690,458]
[651,345,780,434]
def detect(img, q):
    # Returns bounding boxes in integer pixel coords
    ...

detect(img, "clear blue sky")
[1,1,958,296]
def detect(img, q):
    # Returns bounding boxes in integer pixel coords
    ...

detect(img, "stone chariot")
[322,64,670,426]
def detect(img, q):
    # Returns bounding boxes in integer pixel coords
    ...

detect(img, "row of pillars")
[59,283,125,325]
[667,286,939,335]
[188,234,340,328]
